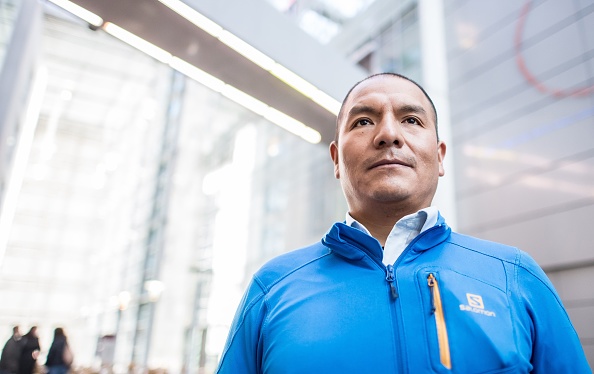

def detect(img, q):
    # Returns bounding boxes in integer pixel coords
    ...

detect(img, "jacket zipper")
[427,273,451,370]
[356,223,445,372]
[385,266,401,372]
[385,264,398,299]
[383,224,446,298]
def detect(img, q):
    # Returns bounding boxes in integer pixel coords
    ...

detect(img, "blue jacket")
[217,216,591,373]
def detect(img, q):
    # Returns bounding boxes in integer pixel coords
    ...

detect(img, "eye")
[404,117,420,125]
[354,118,373,127]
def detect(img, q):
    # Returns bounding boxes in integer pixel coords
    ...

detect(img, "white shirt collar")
[345,206,439,265]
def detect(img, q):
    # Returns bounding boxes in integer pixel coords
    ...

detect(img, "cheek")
[337,137,367,183]
[422,154,442,180]
[412,145,442,175]
[338,155,362,191]
[340,151,360,174]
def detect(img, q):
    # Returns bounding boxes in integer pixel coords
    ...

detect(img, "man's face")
[330,75,446,216]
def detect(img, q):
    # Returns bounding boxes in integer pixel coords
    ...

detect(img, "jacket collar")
[322,214,451,263]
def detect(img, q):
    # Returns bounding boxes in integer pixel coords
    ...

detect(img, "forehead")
[345,76,430,111]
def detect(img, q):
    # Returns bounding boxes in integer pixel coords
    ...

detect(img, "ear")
[437,141,446,177]
[329,141,340,179]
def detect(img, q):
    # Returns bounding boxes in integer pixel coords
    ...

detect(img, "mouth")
[368,158,412,170]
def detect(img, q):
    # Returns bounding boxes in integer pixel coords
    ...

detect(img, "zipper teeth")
[428,273,452,370]
[386,265,398,299]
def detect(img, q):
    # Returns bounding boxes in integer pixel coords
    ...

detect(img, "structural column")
[418,0,458,228]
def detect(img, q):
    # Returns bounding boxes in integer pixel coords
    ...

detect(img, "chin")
[369,188,410,203]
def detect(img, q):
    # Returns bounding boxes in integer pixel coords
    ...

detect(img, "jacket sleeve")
[516,251,592,373]
[216,278,267,374]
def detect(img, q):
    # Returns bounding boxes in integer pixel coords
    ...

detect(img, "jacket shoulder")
[254,242,330,293]
[448,231,520,264]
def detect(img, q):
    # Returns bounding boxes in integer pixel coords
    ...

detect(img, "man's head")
[336,73,439,142]
[28,326,38,336]
[330,73,446,219]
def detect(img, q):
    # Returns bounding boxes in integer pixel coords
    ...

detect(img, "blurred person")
[216,73,591,373]
[0,326,23,374]
[18,327,40,374]
[45,328,72,374]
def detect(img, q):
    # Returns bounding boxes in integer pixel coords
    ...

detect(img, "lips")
[368,158,412,170]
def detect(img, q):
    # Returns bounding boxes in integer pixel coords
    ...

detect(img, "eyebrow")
[345,104,381,119]
[346,103,429,120]
[397,104,428,117]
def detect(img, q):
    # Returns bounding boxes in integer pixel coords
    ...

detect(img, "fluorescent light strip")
[103,23,173,64]
[48,0,104,27]
[263,108,321,144]
[170,57,225,92]
[170,57,321,143]
[220,85,269,116]
[309,90,341,114]
[218,30,276,71]
[269,64,318,98]
[157,0,340,116]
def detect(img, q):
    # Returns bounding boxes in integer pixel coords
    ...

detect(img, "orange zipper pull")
[428,273,452,370]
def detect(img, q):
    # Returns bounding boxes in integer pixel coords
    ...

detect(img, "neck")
[349,212,407,247]
[363,221,395,247]
[349,202,430,246]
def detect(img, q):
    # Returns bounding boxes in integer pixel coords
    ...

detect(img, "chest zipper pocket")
[427,273,451,370]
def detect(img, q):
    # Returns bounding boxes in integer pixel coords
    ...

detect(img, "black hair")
[54,327,66,339]
[335,72,439,142]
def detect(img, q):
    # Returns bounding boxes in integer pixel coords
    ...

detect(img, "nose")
[373,116,403,148]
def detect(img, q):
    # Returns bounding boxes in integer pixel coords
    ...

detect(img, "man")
[18,326,40,374]
[0,326,23,374]
[217,73,591,373]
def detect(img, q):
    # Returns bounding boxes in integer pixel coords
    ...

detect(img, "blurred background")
[0,0,592,372]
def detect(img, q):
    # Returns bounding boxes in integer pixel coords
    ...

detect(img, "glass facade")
[266,0,423,83]
[0,2,345,373]
[0,6,176,367]
[172,74,346,372]
[354,4,421,80]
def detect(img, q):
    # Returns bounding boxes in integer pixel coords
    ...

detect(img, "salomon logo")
[459,293,496,317]
[466,294,484,309]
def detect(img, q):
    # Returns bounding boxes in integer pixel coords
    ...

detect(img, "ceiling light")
[309,90,341,115]
[169,57,225,92]
[48,0,103,27]
[220,85,268,116]
[103,22,172,64]
[269,64,318,98]
[218,30,275,70]
[157,0,340,116]
[170,57,321,144]
[263,107,321,144]
[270,64,339,115]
